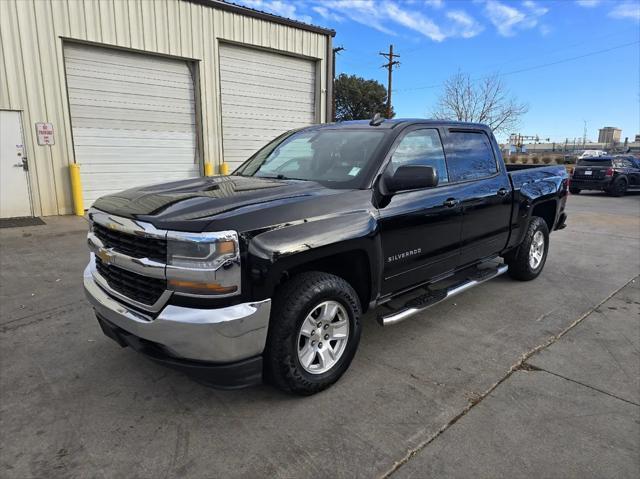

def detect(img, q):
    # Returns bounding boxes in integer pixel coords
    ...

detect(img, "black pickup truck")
[84,119,568,395]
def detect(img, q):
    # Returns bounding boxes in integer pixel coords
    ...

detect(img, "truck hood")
[92,175,373,233]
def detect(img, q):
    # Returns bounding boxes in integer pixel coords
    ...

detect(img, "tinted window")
[577,158,612,167]
[235,129,386,188]
[446,131,497,182]
[390,129,448,184]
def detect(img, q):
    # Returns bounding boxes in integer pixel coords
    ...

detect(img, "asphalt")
[1,190,639,479]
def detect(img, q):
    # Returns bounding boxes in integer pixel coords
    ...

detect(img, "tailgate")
[572,166,609,180]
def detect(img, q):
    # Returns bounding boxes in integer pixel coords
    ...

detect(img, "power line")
[395,40,639,92]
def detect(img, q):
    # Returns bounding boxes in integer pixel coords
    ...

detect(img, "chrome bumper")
[83,264,271,363]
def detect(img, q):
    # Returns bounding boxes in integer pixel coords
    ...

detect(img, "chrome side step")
[378,264,509,326]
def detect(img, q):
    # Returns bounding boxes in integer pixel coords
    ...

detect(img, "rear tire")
[606,178,627,197]
[569,187,581,194]
[264,271,362,395]
[504,217,549,281]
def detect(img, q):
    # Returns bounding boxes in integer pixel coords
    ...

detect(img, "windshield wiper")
[258,174,308,181]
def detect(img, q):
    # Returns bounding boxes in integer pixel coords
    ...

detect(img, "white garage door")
[64,43,199,206]
[219,43,316,171]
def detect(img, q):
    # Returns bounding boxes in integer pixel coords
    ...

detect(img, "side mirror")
[386,165,438,193]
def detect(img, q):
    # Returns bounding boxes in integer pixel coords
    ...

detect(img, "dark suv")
[570,155,640,197]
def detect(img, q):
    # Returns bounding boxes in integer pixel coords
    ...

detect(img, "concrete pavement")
[1,191,639,478]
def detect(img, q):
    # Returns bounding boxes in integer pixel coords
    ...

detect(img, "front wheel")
[569,187,581,194]
[264,271,362,395]
[504,217,550,281]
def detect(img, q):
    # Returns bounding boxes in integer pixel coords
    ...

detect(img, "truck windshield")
[234,129,386,188]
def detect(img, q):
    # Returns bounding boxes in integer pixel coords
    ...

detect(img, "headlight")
[166,231,240,297]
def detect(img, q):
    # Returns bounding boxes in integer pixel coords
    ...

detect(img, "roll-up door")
[64,43,199,206]
[219,43,316,171]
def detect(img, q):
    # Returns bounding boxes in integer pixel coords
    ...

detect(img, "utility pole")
[379,44,400,118]
[331,46,344,122]
[583,120,587,145]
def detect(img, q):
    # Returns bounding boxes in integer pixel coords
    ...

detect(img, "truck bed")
[506,164,568,190]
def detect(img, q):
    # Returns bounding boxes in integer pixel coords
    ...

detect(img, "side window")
[390,129,448,184]
[446,131,498,182]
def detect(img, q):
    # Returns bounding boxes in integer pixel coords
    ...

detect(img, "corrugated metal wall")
[0,0,329,216]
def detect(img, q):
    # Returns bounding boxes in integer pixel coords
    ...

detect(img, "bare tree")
[432,72,528,135]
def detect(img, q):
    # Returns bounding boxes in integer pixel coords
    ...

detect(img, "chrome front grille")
[93,222,166,262]
[95,256,166,306]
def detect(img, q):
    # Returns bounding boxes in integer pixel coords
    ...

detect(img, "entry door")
[0,111,32,218]
[443,129,512,265]
[378,128,464,295]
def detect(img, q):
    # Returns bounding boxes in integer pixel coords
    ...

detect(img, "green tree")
[334,73,394,121]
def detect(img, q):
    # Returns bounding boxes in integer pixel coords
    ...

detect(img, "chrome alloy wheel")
[529,230,545,269]
[296,300,350,374]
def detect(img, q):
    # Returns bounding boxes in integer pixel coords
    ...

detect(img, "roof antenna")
[370,113,384,126]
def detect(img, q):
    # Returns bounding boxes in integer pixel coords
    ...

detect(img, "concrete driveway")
[1,192,638,478]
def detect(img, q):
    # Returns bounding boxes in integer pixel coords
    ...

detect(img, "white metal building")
[0,0,334,218]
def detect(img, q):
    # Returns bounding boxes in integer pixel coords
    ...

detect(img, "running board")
[377,264,509,327]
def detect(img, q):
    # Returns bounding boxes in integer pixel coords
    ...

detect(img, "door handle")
[13,158,28,171]
[443,198,459,208]
[497,188,508,196]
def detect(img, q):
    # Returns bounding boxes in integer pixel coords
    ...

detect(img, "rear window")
[577,159,612,167]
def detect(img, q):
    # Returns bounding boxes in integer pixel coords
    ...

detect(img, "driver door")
[377,127,465,295]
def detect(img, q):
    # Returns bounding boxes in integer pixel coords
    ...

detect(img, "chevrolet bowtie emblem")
[97,249,115,265]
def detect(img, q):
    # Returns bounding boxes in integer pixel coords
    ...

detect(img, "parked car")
[84,119,568,395]
[570,155,640,196]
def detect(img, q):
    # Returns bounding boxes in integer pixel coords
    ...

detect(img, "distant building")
[598,127,622,144]
[635,134,640,142]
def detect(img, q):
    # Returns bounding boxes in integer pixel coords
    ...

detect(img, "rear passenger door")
[378,127,466,294]
[443,129,512,266]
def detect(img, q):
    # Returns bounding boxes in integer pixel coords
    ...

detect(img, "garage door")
[64,43,199,206]
[219,43,316,171]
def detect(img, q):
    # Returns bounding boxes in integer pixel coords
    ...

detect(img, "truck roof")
[318,118,490,130]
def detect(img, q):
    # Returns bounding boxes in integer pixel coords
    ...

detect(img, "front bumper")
[84,264,271,383]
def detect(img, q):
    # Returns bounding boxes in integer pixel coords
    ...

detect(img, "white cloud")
[316,0,485,41]
[320,0,398,36]
[609,2,640,21]
[240,0,313,24]
[312,5,345,22]
[446,10,485,38]
[385,2,446,41]
[483,0,548,36]
[575,0,601,7]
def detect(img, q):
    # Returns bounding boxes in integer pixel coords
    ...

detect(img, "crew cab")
[84,119,568,395]
[570,155,640,196]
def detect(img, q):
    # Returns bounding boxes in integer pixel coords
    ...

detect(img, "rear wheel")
[606,178,627,197]
[264,271,361,395]
[504,217,549,281]
[569,187,581,194]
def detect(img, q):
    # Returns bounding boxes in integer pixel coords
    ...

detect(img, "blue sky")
[238,1,640,142]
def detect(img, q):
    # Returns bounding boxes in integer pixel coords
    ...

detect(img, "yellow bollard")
[69,163,84,216]
[219,162,230,175]
[204,163,214,176]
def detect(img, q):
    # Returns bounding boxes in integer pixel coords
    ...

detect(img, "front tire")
[569,187,581,194]
[504,217,550,281]
[264,271,362,395]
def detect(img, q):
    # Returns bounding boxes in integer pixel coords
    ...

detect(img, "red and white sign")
[35,122,54,145]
